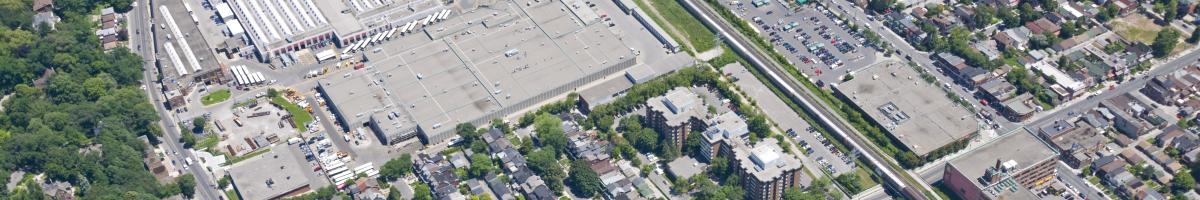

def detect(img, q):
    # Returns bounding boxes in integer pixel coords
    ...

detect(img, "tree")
[456,123,480,144]
[973,5,996,29]
[491,118,512,135]
[180,131,197,148]
[177,174,196,199]
[468,154,495,178]
[898,152,923,167]
[379,154,413,181]
[218,175,232,189]
[412,183,433,200]
[0,0,33,29]
[267,88,280,98]
[388,187,404,200]
[527,149,565,191]
[534,113,568,156]
[867,0,893,13]
[192,117,206,133]
[1172,170,1195,193]
[1153,28,1182,58]
[566,159,604,196]
[0,13,178,199]
[1165,0,1180,20]
[1041,0,1058,13]
[1059,21,1078,39]
[835,174,864,193]
[997,5,1020,27]
[1018,3,1041,22]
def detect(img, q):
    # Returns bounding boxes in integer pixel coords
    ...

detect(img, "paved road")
[1027,48,1200,128]
[677,0,931,198]
[131,0,221,199]
[1056,162,1106,200]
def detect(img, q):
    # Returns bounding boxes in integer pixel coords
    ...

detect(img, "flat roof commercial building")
[228,0,447,62]
[942,129,1059,200]
[318,0,636,145]
[832,64,980,157]
[228,149,313,200]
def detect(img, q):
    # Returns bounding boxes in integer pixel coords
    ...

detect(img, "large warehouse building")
[832,64,980,157]
[226,0,448,62]
[318,0,637,145]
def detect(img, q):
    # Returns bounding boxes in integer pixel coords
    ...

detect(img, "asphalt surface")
[720,0,878,83]
[131,0,221,199]
[1056,162,1106,200]
[727,64,856,175]
[677,0,932,198]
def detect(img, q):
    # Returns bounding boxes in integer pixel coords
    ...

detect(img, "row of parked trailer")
[312,142,378,186]
[230,65,266,85]
[341,9,453,54]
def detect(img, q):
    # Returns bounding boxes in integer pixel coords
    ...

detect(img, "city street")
[130,0,221,198]
[1056,161,1106,200]
[1026,48,1200,128]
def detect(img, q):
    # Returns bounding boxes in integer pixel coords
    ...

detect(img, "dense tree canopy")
[526,149,565,192]
[0,3,180,199]
[566,160,604,197]
[1153,28,1182,58]
[379,154,413,181]
[533,113,568,156]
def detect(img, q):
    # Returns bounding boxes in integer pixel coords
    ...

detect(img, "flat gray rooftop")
[834,64,980,156]
[948,128,1056,189]
[319,0,635,142]
[733,137,803,182]
[228,148,311,200]
[667,156,705,178]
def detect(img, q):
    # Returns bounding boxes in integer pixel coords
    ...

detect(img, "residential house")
[995,27,1031,51]
[1102,95,1153,138]
[1139,67,1200,106]
[1026,18,1061,36]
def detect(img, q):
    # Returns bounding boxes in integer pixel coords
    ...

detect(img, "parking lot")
[719,0,879,83]
[726,63,856,175]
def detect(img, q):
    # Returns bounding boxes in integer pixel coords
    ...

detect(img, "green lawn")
[196,134,219,150]
[201,89,232,106]
[634,0,718,52]
[854,168,879,188]
[225,189,241,200]
[271,96,313,132]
